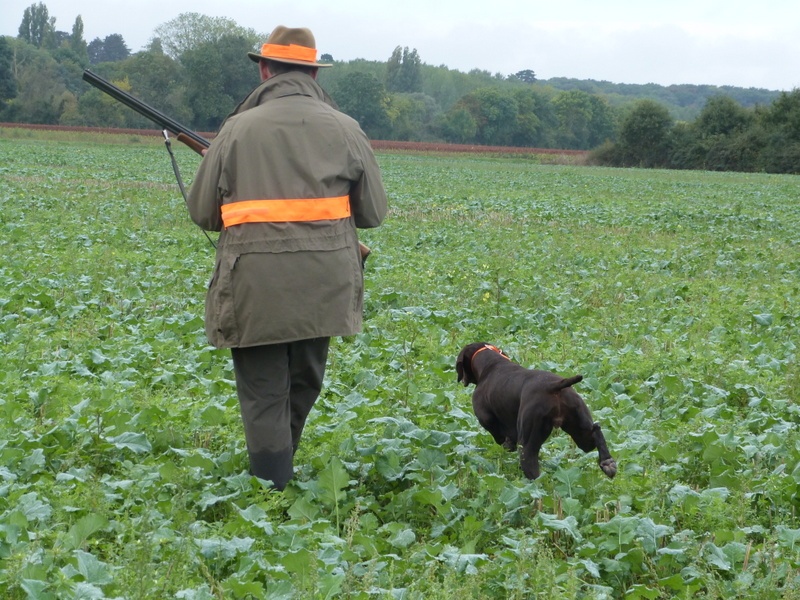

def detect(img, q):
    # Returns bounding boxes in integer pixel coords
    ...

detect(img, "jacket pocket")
[205,253,241,347]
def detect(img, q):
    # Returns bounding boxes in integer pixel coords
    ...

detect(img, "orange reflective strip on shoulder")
[221,196,351,227]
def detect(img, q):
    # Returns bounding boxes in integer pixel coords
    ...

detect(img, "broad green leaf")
[281,547,316,575]
[704,542,731,571]
[375,450,405,481]
[537,512,583,541]
[596,516,639,551]
[752,313,773,326]
[579,557,601,578]
[388,528,416,549]
[237,504,268,523]
[199,403,227,426]
[624,584,661,599]
[17,492,52,522]
[412,488,444,511]
[318,573,345,600]
[439,546,487,575]
[636,518,672,554]
[264,580,295,600]
[226,579,265,598]
[20,579,53,600]
[195,536,254,560]
[287,495,320,522]
[60,514,109,552]
[20,449,46,474]
[317,457,349,507]
[658,574,687,591]
[777,526,800,552]
[553,466,584,498]
[106,431,152,453]
[75,550,114,585]
[720,541,748,569]
[176,585,216,600]
[197,490,238,511]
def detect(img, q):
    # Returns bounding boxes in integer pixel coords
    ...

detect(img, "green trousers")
[231,337,330,490]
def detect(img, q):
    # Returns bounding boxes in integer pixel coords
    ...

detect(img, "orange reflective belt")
[221,196,351,227]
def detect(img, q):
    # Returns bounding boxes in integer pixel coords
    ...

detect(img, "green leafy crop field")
[1,131,798,599]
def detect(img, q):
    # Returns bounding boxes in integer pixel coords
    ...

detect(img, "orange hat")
[247,25,332,68]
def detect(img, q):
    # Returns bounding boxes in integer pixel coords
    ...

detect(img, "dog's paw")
[502,438,516,452]
[600,458,617,479]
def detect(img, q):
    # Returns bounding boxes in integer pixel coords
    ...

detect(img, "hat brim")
[247,52,332,67]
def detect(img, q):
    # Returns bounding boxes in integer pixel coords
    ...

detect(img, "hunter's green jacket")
[187,72,387,348]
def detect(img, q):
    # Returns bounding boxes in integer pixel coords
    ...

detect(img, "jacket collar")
[222,71,336,126]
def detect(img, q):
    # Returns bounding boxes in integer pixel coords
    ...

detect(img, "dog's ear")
[456,346,475,386]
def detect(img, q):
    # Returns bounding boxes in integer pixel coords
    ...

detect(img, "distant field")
[0,123,589,162]
[0,132,798,598]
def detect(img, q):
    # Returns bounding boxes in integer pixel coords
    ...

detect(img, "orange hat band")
[260,43,317,63]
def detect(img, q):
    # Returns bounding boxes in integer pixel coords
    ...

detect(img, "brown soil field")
[0,122,589,162]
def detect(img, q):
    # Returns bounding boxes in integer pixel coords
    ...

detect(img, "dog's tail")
[551,374,583,392]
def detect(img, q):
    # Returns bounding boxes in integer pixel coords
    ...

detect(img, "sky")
[2,0,799,91]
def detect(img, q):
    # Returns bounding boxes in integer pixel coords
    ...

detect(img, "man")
[187,25,388,490]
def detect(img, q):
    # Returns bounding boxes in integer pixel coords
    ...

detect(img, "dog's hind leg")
[563,420,617,479]
[591,423,617,478]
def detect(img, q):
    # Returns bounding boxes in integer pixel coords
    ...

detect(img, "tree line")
[1,3,797,173]
[590,95,800,174]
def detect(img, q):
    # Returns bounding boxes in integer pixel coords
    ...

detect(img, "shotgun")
[82,69,371,262]
[82,69,209,155]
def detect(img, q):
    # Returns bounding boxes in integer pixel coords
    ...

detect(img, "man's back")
[187,70,387,348]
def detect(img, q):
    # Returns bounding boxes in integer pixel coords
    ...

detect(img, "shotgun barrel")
[82,69,210,154]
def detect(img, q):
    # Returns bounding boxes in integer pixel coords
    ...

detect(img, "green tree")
[666,121,704,170]
[616,99,673,167]
[680,95,756,172]
[182,33,260,130]
[386,92,439,141]
[456,87,518,146]
[76,87,129,127]
[17,2,56,49]
[586,95,617,147]
[386,46,422,93]
[0,37,17,103]
[760,89,800,141]
[2,37,66,123]
[101,34,130,62]
[87,34,130,63]
[69,16,89,65]
[440,106,477,143]
[420,64,492,112]
[108,44,191,126]
[551,90,617,150]
[87,37,102,63]
[152,13,262,60]
[511,69,537,83]
[695,95,752,137]
[757,89,800,173]
[552,90,594,149]
[510,87,556,147]
[331,72,390,139]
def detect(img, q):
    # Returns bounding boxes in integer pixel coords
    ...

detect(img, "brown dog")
[456,342,617,480]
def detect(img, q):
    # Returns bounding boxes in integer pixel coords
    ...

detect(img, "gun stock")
[82,69,371,261]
